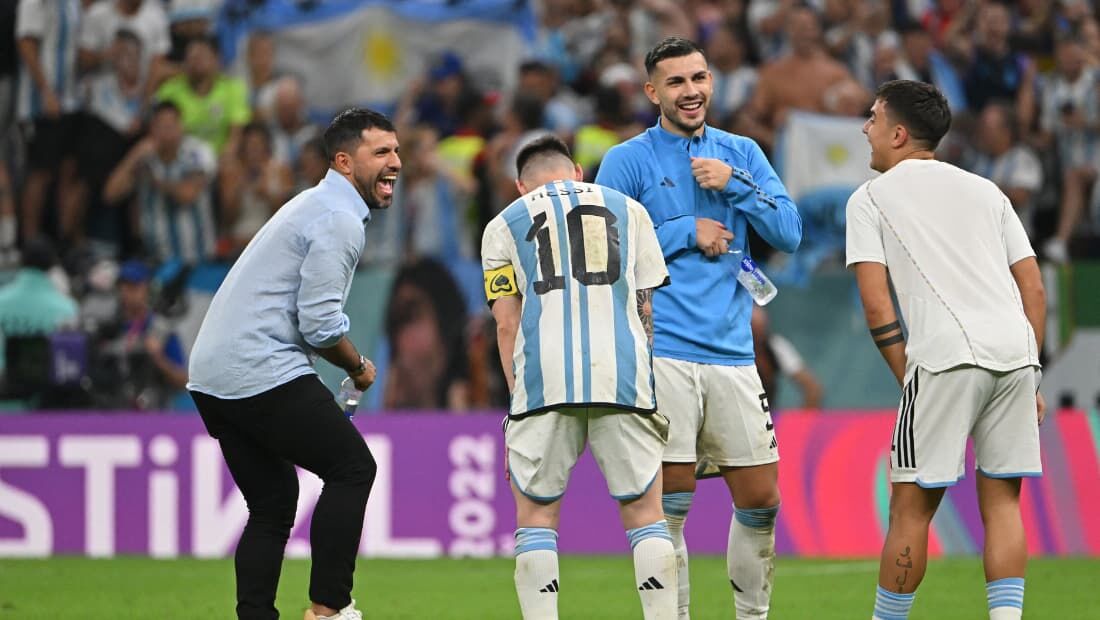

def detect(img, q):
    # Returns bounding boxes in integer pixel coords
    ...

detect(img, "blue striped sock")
[873,585,914,620]
[515,527,558,556]
[662,492,693,518]
[734,505,779,529]
[987,577,1025,611]
[626,520,672,550]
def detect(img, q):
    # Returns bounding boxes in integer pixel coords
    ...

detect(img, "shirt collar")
[649,118,712,150]
[320,168,372,223]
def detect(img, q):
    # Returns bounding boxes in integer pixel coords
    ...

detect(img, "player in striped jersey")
[482,135,676,620]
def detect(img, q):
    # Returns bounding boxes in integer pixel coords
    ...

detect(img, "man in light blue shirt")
[596,37,801,620]
[188,108,400,620]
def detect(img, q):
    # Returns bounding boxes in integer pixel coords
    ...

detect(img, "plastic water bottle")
[728,249,778,305]
[336,377,363,419]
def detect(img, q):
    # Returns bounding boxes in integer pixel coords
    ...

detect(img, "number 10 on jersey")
[526,204,621,295]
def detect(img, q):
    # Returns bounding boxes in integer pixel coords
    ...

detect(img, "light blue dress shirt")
[187,169,371,399]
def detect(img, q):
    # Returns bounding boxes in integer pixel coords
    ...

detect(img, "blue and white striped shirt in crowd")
[15,0,81,121]
[481,181,669,418]
[188,169,371,399]
[139,136,218,265]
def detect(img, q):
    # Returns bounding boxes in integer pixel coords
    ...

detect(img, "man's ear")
[573,163,583,181]
[331,151,351,175]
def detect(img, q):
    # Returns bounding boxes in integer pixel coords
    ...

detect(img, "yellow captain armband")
[484,265,519,302]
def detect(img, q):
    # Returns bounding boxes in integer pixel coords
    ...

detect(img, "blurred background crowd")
[1,0,1098,414]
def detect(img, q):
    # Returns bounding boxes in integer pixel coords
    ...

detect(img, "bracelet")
[348,355,368,377]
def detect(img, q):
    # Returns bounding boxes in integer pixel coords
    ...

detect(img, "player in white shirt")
[483,135,676,620]
[846,80,1046,620]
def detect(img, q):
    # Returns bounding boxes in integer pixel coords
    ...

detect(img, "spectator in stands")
[77,0,170,97]
[15,0,83,244]
[1038,35,1100,263]
[517,59,584,136]
[87,259,187,410]
[268,75,320,168]
[240,30,279,121]
[964,102,1044,231]
[894,22,968,111]
[165,0,218,66]
[574,86,637,179]
[103,100,217,265]
[293,136,327,193]
[382,258,470,411]
[396,51,474,138]
[390,125,474,263]
[962,1,1036,131]
[751,306,823,410]
[156,35,250,155]
[74,29,146,253]
[742,6,866,151]
[0,239,78,403]
[706,19,757,127]
[1081,17,1100,67]
[218,121,291,253]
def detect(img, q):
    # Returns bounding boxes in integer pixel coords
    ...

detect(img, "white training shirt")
[845,159,1039,375]
[482,180,669,418]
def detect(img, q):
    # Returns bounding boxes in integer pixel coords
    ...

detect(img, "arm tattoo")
[636,288,654,344]
[871,320,905,348]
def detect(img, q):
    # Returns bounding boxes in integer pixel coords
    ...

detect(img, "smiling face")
[645,51,712,137]
[344,128,401,209]
[862,98,897,173]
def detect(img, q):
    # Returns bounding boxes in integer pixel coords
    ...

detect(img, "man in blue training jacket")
[595,36,802,620]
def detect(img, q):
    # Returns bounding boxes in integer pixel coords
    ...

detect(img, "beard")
[353,170,394,210]
[661,99,707,136]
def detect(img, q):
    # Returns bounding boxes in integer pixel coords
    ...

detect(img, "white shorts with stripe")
[653,357,778,467]
[506,406,669,501]
[891,365,1042,487]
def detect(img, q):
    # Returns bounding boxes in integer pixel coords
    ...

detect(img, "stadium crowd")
[0,0,1096,412]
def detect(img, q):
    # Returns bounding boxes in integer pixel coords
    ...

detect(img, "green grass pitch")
[1,556,1097,618]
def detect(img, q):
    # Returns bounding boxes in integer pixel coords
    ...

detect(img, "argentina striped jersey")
[481,181,669,418]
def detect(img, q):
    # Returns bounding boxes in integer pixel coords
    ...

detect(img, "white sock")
[987,578,1024,620]
[728,504,779,620]
[514,528,559,620]
[628,521,678,620]
[662,492,693,619]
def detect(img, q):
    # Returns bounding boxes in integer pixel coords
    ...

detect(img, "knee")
[247,483,299,531]
[329,443,377,490]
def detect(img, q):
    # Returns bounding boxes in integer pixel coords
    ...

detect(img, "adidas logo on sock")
[539,579,559,593]
[638,577,665,591]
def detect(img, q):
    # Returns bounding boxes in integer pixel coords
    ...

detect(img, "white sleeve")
[630,199,670,290]
[768,333,805,375]
[1002,194,1036,265]
[77,5,106,51]
[1008,148,1042,192]
[146,7,171,56]
[481,217,520,304]
[845,184,886,266]
[16,0,46,39]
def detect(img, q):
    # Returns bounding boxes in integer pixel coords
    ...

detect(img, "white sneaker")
[304,599,363,620]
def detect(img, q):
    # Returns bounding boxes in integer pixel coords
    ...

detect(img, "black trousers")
[192,375,377,619]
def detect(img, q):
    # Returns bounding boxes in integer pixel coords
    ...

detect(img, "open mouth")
[378,175,397,197]
[678,99,704,115]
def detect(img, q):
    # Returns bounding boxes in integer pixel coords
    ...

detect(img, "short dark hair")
[322,107,395,161]
[114,28,142,47]
[151,99,181,118]
[644,37,706,75]
[515,134,573,179]
[241,121,272,148]
[875,80,951,150]
[186,34,220,55]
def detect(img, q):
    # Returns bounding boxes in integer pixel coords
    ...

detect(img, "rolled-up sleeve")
[296,210,365,348]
